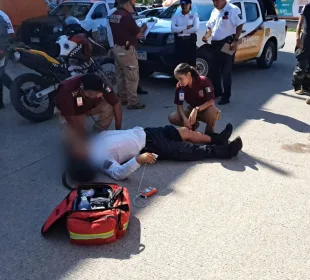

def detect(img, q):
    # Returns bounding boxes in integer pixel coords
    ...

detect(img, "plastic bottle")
[78,196,90,210]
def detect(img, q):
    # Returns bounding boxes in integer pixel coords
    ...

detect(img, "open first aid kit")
[41,183,130,245]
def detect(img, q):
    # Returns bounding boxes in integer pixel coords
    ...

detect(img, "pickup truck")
[135,0,287,77]
[18,0,115,57]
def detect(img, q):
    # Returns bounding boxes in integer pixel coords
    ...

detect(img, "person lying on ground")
[65,123,243,181]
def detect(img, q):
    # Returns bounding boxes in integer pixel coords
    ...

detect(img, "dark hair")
[81,74,104,92]
[174,63,199,78]
[114,0,118,7]
[66,154,96,183]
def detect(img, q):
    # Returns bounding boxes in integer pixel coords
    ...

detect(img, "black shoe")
[210,123,233,146]
[127,103,146,109]
[218,98,230,105]
[137,86,148,95]
[228,136,243,157]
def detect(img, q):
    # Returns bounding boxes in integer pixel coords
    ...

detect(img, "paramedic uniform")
[171,3,200,67]
[206,3,245,103]
[0,10,14,108]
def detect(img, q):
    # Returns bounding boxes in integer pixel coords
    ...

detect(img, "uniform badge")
[205,87,212,93]
[76,97,83,107]
[105,85,112,93]
[189,15,193,19]
[223,11,229,19]
[198,90,204,97]
[179,91,185,101]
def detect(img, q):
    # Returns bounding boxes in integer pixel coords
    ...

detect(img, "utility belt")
[175,33,197,42]
[211,35,234,47]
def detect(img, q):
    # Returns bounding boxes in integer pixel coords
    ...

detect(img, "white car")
[135,0,287,77]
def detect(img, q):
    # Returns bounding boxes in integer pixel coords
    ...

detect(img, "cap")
[180,0,192,4]
[81,73,105,91]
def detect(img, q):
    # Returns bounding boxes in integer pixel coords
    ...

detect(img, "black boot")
[212,136,243,158]
[137,85,148,95]
[208,123,233,146]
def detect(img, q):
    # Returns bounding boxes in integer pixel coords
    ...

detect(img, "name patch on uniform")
[198,90,204,97]
[105,85,112,93]
[179,91,185,101]
[109,14,122,23]
[76,97,83,106]
[205,87,212,93]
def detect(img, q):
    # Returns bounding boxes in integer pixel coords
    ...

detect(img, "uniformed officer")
[171,0,200,68]
[109,0,147,109]
[0,10,14,109]
[54,73,122,137]
[106,0,148,95]
[293,3,310,96]
[203,0,245,105]
[168,63,222,136]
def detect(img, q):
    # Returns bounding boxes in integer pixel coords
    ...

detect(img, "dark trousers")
[175,37,197,68]
[292,33,310,90]
[143,125,232,161]
[209,38,235,100]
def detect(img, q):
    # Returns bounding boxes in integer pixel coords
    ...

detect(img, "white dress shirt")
[171,10,200,37]
[0,10,14,34]
[206,3,245,41]
[89,127,146,180]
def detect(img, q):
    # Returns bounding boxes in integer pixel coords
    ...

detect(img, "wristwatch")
[195,106,200,111]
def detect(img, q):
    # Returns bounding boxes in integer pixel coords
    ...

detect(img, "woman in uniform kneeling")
[168,63,221,135]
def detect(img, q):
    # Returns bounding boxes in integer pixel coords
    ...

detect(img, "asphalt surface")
[1,32,310,280]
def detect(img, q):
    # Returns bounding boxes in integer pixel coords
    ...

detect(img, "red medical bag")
[41,183,130,245]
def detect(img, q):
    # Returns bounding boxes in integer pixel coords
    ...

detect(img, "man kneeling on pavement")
[65,123,243,182]
[54,74,122,135]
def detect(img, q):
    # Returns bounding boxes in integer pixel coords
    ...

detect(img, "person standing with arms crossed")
[0,10,14,109]
[171,0,200,68]
[293,3,310,97]
[202,0,245,105]
[109,0,147,109]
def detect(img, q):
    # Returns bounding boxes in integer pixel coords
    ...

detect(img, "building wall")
[0,0,49,29]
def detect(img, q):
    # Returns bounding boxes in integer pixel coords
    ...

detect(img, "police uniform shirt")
[206,3,245,41]
[0,10,14,34]
[171,10,200,37]
[174,76,215,107]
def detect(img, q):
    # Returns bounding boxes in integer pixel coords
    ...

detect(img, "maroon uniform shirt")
[174,76,215,108]
[54,75,119,117]
[109,8,140,47]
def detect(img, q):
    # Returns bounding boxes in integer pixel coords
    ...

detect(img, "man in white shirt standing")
[202,0,245,105]
[171,0,200,67]
[0,10,14,109]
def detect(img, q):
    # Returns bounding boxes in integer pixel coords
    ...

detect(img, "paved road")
[1,32,310,280]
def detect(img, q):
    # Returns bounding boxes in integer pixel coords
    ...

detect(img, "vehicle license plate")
[136,51,147,60]
[30,37,40,43]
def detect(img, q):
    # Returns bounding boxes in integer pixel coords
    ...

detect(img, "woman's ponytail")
[174,63,199,78]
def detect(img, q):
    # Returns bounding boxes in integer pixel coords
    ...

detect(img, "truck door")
[91,4,108,33]
[235,1,265,62]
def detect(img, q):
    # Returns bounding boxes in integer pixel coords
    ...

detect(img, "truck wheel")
[257,41,276,69]
[196,52,212,77]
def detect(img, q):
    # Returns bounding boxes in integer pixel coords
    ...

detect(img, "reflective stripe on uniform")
[69,230,114,240]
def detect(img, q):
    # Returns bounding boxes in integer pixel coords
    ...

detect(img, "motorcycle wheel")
[10,73,56,123]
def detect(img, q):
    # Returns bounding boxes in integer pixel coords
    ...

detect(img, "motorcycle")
[9,33,116,122]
